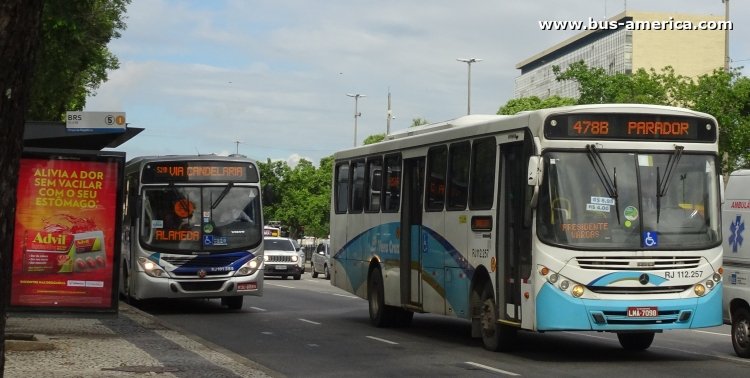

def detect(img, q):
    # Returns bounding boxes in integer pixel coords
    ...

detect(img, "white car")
[311,240,331,280]
[263,237,303,280]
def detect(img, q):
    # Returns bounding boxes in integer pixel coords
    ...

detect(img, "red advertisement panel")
[11,156,121,310]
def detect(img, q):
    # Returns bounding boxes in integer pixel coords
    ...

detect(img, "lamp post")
[347,93,366,146]
[456,58,482,115]
[723,0,730,70]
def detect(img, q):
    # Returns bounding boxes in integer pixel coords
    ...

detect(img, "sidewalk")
[4,302,279,378]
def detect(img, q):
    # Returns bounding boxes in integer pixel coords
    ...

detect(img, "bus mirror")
[527,156,542,186]
[720,175,725,204]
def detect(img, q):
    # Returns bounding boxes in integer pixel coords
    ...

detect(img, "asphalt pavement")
[4,302,280,378]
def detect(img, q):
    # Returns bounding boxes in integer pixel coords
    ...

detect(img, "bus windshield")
[537,151,720,250]
[140,185,262,252]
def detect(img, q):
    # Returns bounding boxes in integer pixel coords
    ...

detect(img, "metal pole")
[347,93,366,147]
[724,0,730,70]
[457,58,481,115]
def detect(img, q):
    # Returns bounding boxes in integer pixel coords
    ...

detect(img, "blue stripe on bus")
[536,281,722,331]
[152,251,254,275]
[588,271,668,286]
[333,222,475,317]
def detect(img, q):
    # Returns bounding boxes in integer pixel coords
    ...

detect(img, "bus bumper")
[132,270,263,300]
[536,281,722,331]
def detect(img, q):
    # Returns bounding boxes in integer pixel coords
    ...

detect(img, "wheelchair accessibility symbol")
[642,231,658,248]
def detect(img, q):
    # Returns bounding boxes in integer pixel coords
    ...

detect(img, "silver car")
[310,240,331,280]
[263,237,303,280]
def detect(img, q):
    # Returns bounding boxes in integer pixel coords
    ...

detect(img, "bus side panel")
[422,211,445,314]
[379,215,402,307]
[444,210,470,318]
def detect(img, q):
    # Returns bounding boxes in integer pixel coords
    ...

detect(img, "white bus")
[330,104,723,351]
[120,155,264,309]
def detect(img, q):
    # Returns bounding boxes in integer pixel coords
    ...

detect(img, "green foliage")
[551,62,750,173]
[497,95,576,115]
[363,133,385,145]
[411,117,429,127]
[28,0,130,121]
[257,156,333,238]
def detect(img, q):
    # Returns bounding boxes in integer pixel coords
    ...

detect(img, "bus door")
[400,157,424,307]
[497,140,533,324]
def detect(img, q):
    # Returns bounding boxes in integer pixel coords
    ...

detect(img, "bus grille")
[178,281,225,292]
[597,309,682,325]
[266,255,294,263]
[162,255,239,268]
[576,256,701,270]
[586,285,691,294]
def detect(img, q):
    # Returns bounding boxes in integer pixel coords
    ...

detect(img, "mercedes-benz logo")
[639,273,650,285]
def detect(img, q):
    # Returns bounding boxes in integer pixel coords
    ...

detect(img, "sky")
[86,0,750,166]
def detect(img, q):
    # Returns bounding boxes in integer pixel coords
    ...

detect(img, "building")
[515,11,727,99]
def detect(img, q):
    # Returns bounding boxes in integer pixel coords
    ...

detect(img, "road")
[136,272,750,377]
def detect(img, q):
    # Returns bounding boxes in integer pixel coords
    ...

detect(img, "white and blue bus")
[330,104,723,351]
[120,155,264,309]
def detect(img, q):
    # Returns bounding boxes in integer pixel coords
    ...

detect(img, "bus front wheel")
[479,284,515,352]
[368,268,388,327]
[617,332,654,350]
[731,307,750,358]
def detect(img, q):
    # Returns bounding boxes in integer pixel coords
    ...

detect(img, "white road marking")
[269,283,295,289]
[331,293,359,299]
[366,336,399,345]
[465,362,520,376]
[692,329,729,337]
[299,318,321,325]
[250,307,266,312]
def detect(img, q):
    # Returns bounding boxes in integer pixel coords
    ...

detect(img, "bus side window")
[447,141,470,211]
[335,162,350,214]
[366,157,382,212]
[383,154,401,213]
[426,145,447,211]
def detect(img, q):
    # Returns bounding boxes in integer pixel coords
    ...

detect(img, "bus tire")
[368,268,393,327]
[617,332,654,350]
[731,307,750,358]
[223,296,244,310]
[480,284,515,352]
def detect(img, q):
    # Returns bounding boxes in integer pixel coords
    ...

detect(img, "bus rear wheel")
[731,307,750,358]
[617,332,654,350]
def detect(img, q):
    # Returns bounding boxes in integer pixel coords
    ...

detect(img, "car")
[263,237,303,280]
[310,240,331,280]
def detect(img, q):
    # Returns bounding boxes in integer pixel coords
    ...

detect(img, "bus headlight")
[137,257,166,278]
[694,284,706,296]
[236,256,262,277]
[571,285,585,298]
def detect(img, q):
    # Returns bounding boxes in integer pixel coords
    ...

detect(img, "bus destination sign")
[544,113,717,142]
[141,161,258,183]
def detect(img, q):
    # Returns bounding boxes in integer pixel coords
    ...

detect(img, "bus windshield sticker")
[151,220,164,229]
[642,231,658,248]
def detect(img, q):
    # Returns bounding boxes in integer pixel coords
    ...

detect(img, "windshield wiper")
[211,183,234,210]
[586,144,620,224]
[656,145,684,222]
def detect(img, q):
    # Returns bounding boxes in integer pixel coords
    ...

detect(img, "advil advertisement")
[11,151,123,312]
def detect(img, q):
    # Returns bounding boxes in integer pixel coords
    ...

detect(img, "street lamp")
[456,58,482,115]
[347,93,366,146]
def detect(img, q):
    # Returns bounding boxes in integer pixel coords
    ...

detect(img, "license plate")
[275,265,287,270]
[627,306,658,317]
[237,282,257,291]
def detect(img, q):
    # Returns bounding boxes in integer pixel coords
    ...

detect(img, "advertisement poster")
[11,151,123,312]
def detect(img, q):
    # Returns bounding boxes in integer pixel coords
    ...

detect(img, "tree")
[363,133,385,145]
[497,95,576,115]
[552,61,750,173]
[411,117,429,127]
[1,0,45,373]
[28,0,130,121]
